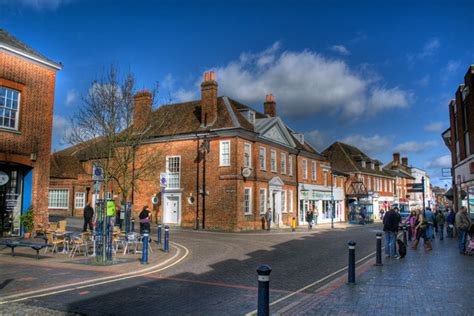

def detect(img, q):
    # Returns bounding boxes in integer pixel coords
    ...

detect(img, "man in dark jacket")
[383,207,400,258]
[83,202,94,232]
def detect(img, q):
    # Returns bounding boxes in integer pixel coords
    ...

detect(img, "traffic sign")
[160,172,168,188]
[408,183,423,189]
[92,163,104,181]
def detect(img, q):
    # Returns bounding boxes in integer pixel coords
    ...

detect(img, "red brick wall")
[0,52,57,228]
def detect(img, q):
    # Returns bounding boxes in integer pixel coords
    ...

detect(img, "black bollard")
[164,225,169,253]
[348,240,356,284]
[141,230,149,264]
[256,264,272,316]
[131,218,135,232]
[403,224,408,246]
[157,224,162,245]
[375,233,383,266]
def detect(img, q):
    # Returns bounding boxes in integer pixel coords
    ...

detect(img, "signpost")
[407,177,426,217]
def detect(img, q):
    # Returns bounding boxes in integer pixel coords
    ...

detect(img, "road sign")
[92,163,104,181]
[160,172,168,188]
[407,183,423,189]
[407,188,423,193]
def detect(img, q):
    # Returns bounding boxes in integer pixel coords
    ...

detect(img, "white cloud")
[394,140,439,153]
[426,155,451,169]
[65,89,77,107]
[424,122,445,133]
[2,0,74,10]
[341,134,391,156]
[173,43,413,119]
[52,114,72,146]
[329,45,351,56]
[419,38,440,58]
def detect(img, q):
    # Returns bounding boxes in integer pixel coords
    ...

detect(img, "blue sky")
[2,0,473,187]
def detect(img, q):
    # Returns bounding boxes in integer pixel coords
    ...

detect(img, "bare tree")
[66,66,171,262]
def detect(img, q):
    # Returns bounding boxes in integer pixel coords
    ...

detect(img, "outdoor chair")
[69,233,90,258]
[57,220,67,231]
[48,223,58,231]
[44,232,65,254]
[122,232,140,255]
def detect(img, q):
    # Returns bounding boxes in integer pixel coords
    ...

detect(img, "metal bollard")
[157,224,162,245]
[403,224,408,245]
[256,264,272,316]
[348,240,356,284]
[375,233,383,266]
[131,218,135,232]
[141,230,149,264]
[164,225,169,253]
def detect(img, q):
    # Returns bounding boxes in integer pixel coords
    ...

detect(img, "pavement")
[278,235,474,316]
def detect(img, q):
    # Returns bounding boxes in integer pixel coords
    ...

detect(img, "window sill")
[244,212,253,216]
[0,127,21,135]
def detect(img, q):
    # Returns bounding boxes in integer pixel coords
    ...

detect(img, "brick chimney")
[133,89,152,131]
[392,152,400,167]
[401,157,408,166]
[264,94,276,117]
[201,71,218,127]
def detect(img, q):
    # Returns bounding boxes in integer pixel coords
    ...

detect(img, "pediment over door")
[269,176,284,187]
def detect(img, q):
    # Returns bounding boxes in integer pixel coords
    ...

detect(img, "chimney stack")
[401,157,408,166]
[133,89,152,131]
[264,94,277,117]
[201,71,218,126]
[393,152,400,167]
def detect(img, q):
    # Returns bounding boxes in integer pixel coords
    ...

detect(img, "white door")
[164,196,179,224]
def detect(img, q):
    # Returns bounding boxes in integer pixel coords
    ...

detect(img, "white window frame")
[259,188,267,214]
[281,153,287,174]
[289,190,293,212]
[281,190,287,213]
[75,192,86,209]
[368,177,371,190]
[302,159,308,180]
[324,172,328,187]
[271,150,277,172]
[311,160,317,180]
[0,86,21,131]
[289,155,293,176]
[166,156,181,189]
[244,143,252,168]
[220,140,231,166]
[48,189,69,209]
[260,146,266,170]
[244,187,252,215]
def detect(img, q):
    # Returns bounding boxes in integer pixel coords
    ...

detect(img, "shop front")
[377,195,394,220]
[298,184,345,225]
[0,163,33,237]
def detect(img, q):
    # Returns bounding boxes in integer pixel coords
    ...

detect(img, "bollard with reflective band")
[375,233,383,266]
[403,224,408,245]
[164,225,169,253]
[347,240,356,284]
[141,230,149,264]
[157,224,162,245]
[256,264,272,316]
[131,219,135,233]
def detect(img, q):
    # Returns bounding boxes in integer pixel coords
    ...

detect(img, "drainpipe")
[295,149,301,224]
[195,133,200,230]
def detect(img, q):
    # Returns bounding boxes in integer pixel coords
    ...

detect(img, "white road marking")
[245,250,378,316]
[0,241,189,304]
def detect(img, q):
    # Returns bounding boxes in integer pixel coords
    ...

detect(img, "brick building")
[442,65,474,217]
[323,142,395,220]
[384,153,415,209]
[51,72,346,230]
[0,29,62,236]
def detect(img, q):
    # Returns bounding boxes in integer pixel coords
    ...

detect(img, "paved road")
[1,224,382,315]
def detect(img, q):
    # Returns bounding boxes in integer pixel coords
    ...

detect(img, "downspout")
[195,133,200,230]
[295,149,301,224]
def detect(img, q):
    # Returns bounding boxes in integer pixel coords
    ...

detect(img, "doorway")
[163,195,180,224]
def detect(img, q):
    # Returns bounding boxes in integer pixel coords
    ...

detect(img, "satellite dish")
[242,167,252,178]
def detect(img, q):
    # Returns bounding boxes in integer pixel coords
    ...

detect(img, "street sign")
[407,188,423,193]
[160,172,168,188]
[92,163,104,181]
[407,183,423,189]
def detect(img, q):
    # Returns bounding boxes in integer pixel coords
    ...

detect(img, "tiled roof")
[50,153,87,179]
[323,142,394,177]
[0,29,61,69]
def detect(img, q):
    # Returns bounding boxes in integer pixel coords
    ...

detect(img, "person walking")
[455,206,471,254]
[383,207,399,258]
[306,208,313,230]
[413,211,432,251]
[424,207,435,241]
[406,211,417,242]
[446,208,455,238]
[139,206,152,234]
[265,208,272,231]
[83,202,94,232]
[436,209,446,240]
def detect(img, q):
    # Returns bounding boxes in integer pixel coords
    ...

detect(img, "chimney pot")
[201,71,218,126]
[133,90,153,130]
[264,94,277,117]
[210,71,215,81]
[204,72,209,81]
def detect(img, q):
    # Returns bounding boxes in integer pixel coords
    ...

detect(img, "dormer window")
[242,110,256,125]
[361,161,366,168]
[371,162,375,170]
[379,165,383,171]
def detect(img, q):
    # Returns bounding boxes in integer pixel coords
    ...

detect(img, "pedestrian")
[265,208,272,231]
[424,207,435,241]
[115,204,122,229]
[406,211,417,242]
[139,205,152,235]
[83,202,94,232]
[306,208,313,230]
[455,206,471,254]
[446,208,455,238]
[380,209,385,220]
[412,211,432,251]
[383,207,399,258]
[436,209,445,240]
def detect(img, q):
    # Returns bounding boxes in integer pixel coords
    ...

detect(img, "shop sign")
[311,190,332,200]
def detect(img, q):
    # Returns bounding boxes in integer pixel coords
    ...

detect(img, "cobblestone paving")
[282,236,474,316]
[0,302,78,315]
